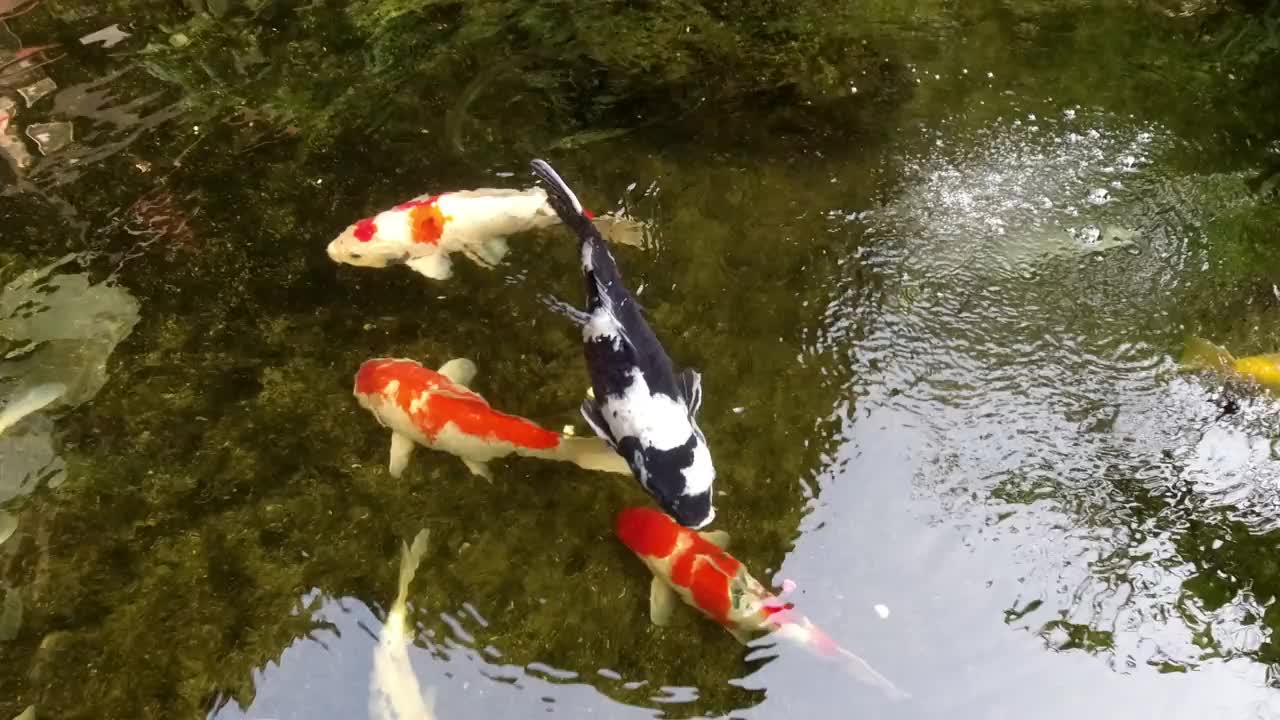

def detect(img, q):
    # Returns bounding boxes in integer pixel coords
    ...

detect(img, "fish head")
[353,358,427,420]
[663,489,714,530]
[668,437,717,529]
[629,435,717,530]
[327,213,410,268]
[328,196,452,268]
[614,506,682,560]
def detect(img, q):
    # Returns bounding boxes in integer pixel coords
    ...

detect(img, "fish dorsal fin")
[698,529,730,549]
[437,358,477,387]
[446,188,541,200]
[679,369,703,417]
[579,397,617,448]
[649,577,678,627]
[388,431,415,478]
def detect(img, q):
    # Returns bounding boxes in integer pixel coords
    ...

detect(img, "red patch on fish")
[584,209,596,220]
[762,601,796,618]
[354,217,378,242]
[355,359,559,450]
[408,200,448,245]
[689,558,734,622]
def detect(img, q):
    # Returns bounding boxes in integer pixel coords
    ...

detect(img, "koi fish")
[370,528,438,720]
[354,357,631,480]
[327,187,643,281]
[531,159,716,529]
[615,506,908,700]
[1181,336,1280,393]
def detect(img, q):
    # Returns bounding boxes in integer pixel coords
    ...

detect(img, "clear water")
[3,1,1280,718]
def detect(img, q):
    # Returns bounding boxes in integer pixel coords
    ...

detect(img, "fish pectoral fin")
[406,253,453,280]
[478,237,510,265]
[437,358,478,387]
[649,577,678,627]
[579,398,616,448]
[678,368,703,417]
[698,529,730,550]
[460,245,496,269]
[1180,336,1234,372]
[389,432,415,478]
[462,458,493,482]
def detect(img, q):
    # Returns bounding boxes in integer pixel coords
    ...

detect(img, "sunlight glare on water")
[759,107,1280,717]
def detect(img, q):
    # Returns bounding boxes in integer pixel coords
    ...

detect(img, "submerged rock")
[0,255,141,408]
[0,257,139,540]
[23,121,72,155]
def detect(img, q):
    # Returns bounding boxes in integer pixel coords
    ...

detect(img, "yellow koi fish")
[1181,337,1280,392]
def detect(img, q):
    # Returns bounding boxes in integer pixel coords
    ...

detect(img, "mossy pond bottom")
[3,1,1280,718]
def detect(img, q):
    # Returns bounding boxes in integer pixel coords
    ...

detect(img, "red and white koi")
[327,187,642,281]
[614,506,908,700]
[354,357,631,479]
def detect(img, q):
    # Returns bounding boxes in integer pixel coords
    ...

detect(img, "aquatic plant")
[115,0,912,154]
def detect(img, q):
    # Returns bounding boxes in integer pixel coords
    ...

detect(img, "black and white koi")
[530,159,716,529]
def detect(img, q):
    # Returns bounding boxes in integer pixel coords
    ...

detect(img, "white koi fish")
[370,528,437,720]
[327,187,643,281]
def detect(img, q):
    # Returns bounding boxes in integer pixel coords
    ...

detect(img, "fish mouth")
[688,506,715,530]
[327,229,406,268]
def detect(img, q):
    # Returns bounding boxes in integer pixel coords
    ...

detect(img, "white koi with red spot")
[327,187,642,281]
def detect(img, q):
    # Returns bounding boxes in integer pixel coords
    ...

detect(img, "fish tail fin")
[531,159,598,240]
[832,645,911,701]
[1181,336,1235,372]
[395,529,430,608]
[549,435,631,475]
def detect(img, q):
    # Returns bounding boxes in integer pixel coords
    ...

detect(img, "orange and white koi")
[327,187,643,281]
[354,357,631,479]
[615,506,908,700]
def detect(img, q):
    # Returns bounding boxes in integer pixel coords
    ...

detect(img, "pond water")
[3,1,1280,719]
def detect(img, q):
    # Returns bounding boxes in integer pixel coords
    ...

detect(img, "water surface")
[2,1,1280,718]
